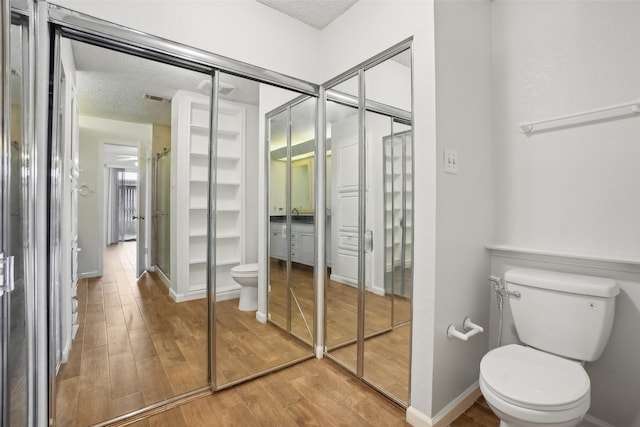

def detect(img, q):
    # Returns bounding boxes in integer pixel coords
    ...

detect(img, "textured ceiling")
[70,0,362,127]
[72,40,260,127]
[256,0,359,29]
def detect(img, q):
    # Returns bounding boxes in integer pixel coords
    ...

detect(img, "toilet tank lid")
[505,268,619,298]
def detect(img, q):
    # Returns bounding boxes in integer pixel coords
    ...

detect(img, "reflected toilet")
[231,263,259,311]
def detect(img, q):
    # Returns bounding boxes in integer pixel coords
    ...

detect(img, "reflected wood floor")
[55,243,311,426]
[269,259,412,402]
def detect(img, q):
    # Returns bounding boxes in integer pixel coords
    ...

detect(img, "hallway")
[55,242,210,425]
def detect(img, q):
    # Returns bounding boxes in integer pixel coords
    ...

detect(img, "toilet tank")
[505,268,619,362]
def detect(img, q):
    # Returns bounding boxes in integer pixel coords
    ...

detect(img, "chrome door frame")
[0,1,11,424]
[3,3,38,426]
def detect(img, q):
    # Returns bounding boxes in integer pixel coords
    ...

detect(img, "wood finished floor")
[450,397,499,427]
[54,242,498,426]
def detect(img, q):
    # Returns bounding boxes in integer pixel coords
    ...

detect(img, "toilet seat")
[480,344,590,416]
[480,344,590,425]
[231,263,258,278]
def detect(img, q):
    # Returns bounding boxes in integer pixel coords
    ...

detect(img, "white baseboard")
[406,406,433,427]
[369,285,385,296]
[79,271,101,279]
[169,288,206,302]
[216,285,241,302]
[168,284,240,303]
[330,273,358,286]
[406,383,481,427]
[152,265,171,290]
[256,310,268,324]
[581,415,615,427]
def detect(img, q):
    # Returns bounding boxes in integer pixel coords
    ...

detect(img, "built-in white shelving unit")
[171,90,246,302]
[383,131,412,297]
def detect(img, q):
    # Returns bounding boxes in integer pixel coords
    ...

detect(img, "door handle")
[364,230,373,253]
[133,216,145,220]
[0,253,15,296]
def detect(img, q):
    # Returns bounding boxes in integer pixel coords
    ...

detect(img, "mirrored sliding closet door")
[213,73,316,389]
[324,42,413,406]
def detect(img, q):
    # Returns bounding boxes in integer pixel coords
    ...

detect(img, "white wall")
[53,0,323,83]
[492,0,640,259]
[491,2,640,425]
[432,0,493,416]
[77,116,152,277]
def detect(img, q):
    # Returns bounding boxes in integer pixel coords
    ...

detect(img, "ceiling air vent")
[143,93,171,103]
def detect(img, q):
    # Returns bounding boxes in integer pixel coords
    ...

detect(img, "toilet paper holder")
[447,317,484,341]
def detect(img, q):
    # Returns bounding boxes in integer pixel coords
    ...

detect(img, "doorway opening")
[104,144,140,244]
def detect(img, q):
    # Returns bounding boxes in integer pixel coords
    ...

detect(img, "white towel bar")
[518,98,640,134]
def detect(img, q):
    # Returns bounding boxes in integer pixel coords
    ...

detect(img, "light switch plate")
[444,149,458,174]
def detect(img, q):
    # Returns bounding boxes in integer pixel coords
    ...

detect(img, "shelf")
[216,233,241,239]
[217,155,241,161]
[190,124,209,133]
[216,259,241,266]
[189,125,240,139]
[218,129,240,138]
[174,93,245,301]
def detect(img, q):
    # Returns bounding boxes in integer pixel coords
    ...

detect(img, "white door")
[330,114,359,286]
[136,144,148,277]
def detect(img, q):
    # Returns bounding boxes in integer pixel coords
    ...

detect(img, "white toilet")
[230,263,259,311]
[480,268,619,427]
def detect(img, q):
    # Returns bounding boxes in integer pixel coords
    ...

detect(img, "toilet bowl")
[479,269,619,427]
[230,263,258,311]
[480,344,590,427]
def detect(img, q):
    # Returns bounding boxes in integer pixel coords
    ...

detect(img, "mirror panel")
[289,97,316,344]
[51,38,212,425]
[324,46,413,405]
[267,108,289,332]
[216,74,314,388]
[7,16,29,427]
[324,73,360,373]
[362,49,412,404]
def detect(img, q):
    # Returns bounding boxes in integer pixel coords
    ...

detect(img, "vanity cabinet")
[269,221,287,260]
[291,223,314,266]
[269,220,314,266]
[171,90,246,302]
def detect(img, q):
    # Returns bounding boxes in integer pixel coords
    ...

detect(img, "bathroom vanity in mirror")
[269,218,315,266]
